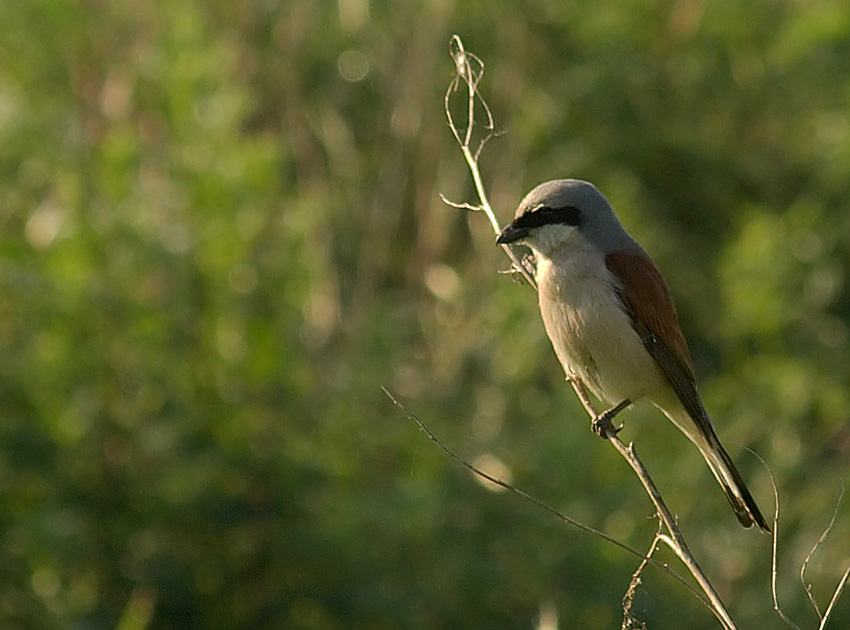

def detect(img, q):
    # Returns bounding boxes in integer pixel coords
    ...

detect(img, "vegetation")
[1,1,850,628]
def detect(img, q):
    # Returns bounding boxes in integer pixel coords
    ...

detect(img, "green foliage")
[1,0,849,628]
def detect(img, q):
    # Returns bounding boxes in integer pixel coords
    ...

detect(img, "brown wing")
[605,251,710,432]
[607,251,770,531]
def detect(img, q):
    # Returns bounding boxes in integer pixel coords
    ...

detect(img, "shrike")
[497,179,769,532]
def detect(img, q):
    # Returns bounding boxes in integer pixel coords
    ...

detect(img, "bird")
[496,179,769,532]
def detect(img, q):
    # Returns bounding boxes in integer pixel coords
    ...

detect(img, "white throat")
[528,228,603,280]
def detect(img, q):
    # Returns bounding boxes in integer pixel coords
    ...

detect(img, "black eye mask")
[514,205,582,229]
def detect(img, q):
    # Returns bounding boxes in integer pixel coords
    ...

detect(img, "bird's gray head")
[496,179,639,258]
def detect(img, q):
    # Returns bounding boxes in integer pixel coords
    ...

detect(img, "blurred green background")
[2,0,850,628]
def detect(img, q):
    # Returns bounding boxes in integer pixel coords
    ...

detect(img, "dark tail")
[701,433,771,533]
[668,405,771,532]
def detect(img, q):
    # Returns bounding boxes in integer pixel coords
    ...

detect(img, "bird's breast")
[536,254,666,404]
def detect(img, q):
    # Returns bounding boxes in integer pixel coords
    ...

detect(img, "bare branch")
[442,35,743,630]
[566,372,735,629]
[820,563,850,630]
[381,386,708,607]
[621,517,663,630]
[613,438,737,630]
[802,483,845,621]
[750,442,849,630]
[757,453,803,629]
[497,266,533,285]
[444,34,536,290]
[439,193,483,212]
[567,373,600,418]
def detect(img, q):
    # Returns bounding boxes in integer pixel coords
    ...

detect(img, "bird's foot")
[591,413,621,438]
[591,399,631,439]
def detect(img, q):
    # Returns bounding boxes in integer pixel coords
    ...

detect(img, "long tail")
[701,432,770,532]
[669,408,770,532]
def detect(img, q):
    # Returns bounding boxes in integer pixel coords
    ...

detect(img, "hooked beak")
[496,223,528,245]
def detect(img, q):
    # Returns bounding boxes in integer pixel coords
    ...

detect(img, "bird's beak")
[496,223,528,245]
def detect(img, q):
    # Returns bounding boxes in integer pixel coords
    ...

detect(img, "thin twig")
[567,373,599,418]
[381,386,708,606]
[802,483,845,620]
[754,452,803,629]
[613,438,736,630]
[747,448,800,630]
[753,443,850,630]
[621,517,663,630]
[820,563,850,630]
[568,375,736,628]
[439,193,483,212]
[795,479,850,630]
[443,34,740,629]
[443,35,536,290]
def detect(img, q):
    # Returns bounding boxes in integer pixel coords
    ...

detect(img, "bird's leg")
[564,373,631,438]
[592,399,631,439]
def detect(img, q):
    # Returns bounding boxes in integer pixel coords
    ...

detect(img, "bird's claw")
[592,413,622,439]
[590,399,630,439]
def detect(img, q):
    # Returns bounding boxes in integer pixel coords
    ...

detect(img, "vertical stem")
[446,34,738,630]
[612,438,737,630]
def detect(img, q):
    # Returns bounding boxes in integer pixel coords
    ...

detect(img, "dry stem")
[381,386,708,609]
[439,31,850,630]
[442,33,738,630]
